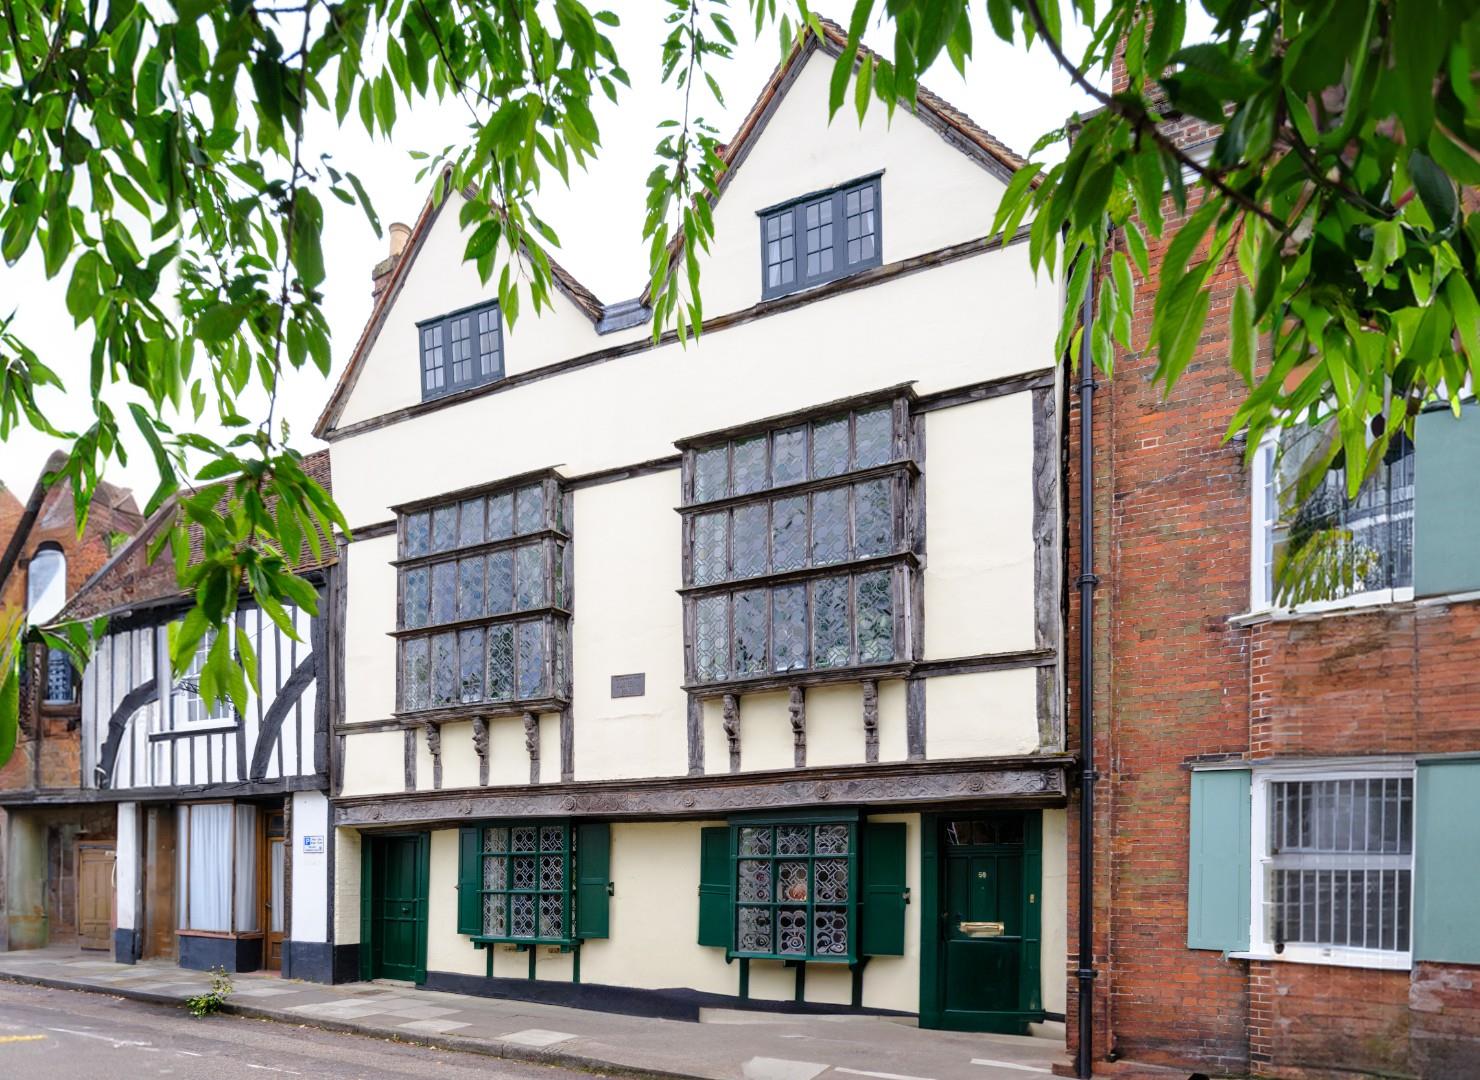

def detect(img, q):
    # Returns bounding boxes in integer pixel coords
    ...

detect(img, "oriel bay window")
[679,394,918,688]
[456,821,611,946]
[396,476,571,715]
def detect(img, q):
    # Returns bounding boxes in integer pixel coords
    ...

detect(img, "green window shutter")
[1415,760,1480,963]
[1415,403,1480,597]
[697,826,732,948]
[1187,769,1251,951]
[456,825,481,936]
[860,821,907,956]
[575,822,611,940]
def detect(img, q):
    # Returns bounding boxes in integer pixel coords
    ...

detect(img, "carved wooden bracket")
[523,712,540,784]
[472,716,490,786]
[862,679,879,764]
[721,693,741,773]
[425,721,443,791]
[788,686,806,768]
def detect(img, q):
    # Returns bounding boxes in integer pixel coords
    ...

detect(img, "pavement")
[0,946,1064,1080]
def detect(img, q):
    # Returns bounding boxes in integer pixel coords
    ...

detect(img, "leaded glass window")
[733,820,857,962]
[397,478,570,713]
[477,823,572,945]
[419,300,504,401]
[759,176,883,299]
[680,396,915,687]
[44,646,75,704]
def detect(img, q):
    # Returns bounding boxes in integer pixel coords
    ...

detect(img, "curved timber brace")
[96,679,159,788]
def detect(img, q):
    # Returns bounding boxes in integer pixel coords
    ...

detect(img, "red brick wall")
[1060,95,1480,1080]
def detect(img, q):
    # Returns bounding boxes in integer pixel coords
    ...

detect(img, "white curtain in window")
[234,804,259,933]
[26,547,66,623]
[186,804,232,931]
[269,840,285,934]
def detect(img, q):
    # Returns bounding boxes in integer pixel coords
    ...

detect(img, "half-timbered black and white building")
[56,450,339,979]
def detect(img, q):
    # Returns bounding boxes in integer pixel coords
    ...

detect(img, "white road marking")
[969,1060,1051,1074]
[178,1051,203,1057]
[46,1027,152,1049]
[244,1064,302,1075]
[835,1068,937,1080]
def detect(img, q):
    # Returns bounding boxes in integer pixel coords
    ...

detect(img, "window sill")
[1228,947,1411,972]
[395,697,568,724]
[470,935,573,949]
[1230,588,1415,627]
[731,952,856,965]
[686,660,912,696]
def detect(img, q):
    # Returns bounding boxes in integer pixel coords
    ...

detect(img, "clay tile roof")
[53,449,335,625]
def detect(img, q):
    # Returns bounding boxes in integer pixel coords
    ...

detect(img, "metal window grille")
[479,823,573,944]
[1266,776,1414,953]
[44,647,74,704]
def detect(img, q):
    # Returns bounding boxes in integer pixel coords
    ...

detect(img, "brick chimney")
[371,221,412,302]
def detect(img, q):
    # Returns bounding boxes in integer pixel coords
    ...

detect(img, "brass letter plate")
[960,920,1005,938]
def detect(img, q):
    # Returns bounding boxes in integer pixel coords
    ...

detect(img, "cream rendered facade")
[323,32,1068,1026]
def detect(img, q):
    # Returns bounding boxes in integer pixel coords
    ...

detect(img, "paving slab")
[0,946,1065,1080]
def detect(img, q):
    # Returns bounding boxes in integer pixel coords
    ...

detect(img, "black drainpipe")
[1075,263,1100,1080]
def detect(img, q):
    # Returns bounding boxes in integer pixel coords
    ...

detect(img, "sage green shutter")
[697,826,732,948]
[860,821,907,956]
[456,825,481,936]
[1415,403,1480,597]
[1186,769,1251,951]
[575,822,611,940]
[1415,760,1480,963]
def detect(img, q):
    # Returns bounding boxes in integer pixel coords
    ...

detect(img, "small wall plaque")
[610,673,646,699]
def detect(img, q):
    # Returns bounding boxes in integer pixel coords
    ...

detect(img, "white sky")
[0,5,1100,498]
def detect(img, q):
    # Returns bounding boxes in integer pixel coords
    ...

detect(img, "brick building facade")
[1059,90,1480,1080]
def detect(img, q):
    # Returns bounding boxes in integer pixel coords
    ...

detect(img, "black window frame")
[417,299,505,401]
[393,473,573,719]
[677,391,920,692]
[758,174,883,301]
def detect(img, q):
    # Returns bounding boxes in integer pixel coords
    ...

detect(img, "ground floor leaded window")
[733,821,857,962]
[478,823,572,945]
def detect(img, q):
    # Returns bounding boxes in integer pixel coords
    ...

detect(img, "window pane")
[693,512,728,585]
[856,571,894,662]
[803,196,834,278]
[430,561,456,624]
[456,558,484,620]
[812,576,851,668]
[487,492,514,540]
[402,638,430,711]
[432,632,457,704]
[738,859,772,901]
[778,907,807,954]
[814,908,849,956]
[421,325,445,392]
[816,823,849,854]
[403,567,430,629]
[517,620,545,698]
[734,589,769,674]
[458,498,484,546]
[449,315,473,384]
[854,406,893,468]
[811,416,849,478]
[486,624,514,701]
[432,506,458,552]
[733,436,768,495]
[854,478,894,557]
[477,306,502,378]
[45,647,74,703]
[772,427,806,486]
[732,504,769,579]
[739,906,773,952]
[764,208,796,290]
[694,446,728,502]
[844,182,877,265]
[811,486,851,565]
[772,496,807,572]
[404,512,431,557]
[515,543,545,610]
[487,551,514,615]
[515,484,545,534]
[772,584,807,672]
[459,628,484,703]
[185,804,232,932]
[695,595,728,681]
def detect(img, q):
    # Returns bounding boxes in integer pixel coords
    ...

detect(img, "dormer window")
[419,300,503,400]
[758,175,882,300]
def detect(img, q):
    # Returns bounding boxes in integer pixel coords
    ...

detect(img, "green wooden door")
[370,834,428,983]
[923,813,1043,1033]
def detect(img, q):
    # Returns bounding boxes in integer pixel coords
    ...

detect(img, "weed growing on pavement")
[185,967,233,1017]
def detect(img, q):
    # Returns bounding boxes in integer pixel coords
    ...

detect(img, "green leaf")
[0,661,16,768]
[1409,150,1458,231]
[196,303,244,344]
[1231,283,1255,387]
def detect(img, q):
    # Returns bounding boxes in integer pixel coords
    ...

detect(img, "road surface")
[0,979,607,1078]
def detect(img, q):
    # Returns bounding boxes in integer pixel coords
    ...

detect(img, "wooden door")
[142,805,177,960]
[262,808,287,972]
[76,844,115,951]
[930,812,1043,1034]
[369,835,428,983]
